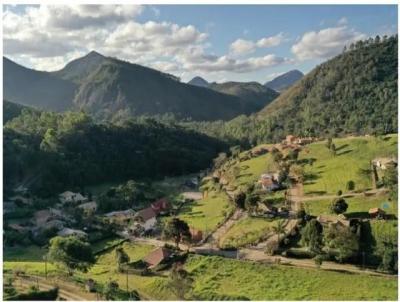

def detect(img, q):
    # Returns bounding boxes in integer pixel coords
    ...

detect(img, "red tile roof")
[144,247,172,267]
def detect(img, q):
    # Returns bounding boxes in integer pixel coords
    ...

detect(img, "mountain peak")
[86,50,105,58]
[264,69,304,92]
[188,76,209,88]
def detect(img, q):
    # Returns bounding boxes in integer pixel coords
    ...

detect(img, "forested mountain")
[183,35,398,146]
[3,53,259,121]
[4,109,226,196]
[188,76,209,88]
[264,69,304,92]
[3,100,35,123]
[209,81,279,110]
[3,57,76,111]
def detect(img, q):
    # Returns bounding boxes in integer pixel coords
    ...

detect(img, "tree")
[301,219,323,253]
[375,237,398,273]
[330,198,348,215]
[324,227,359,263]
[272,220,286,246]
[245,193,260,213]
[163,218,191,248]
[289,164,305,183]
[383,166,397,190]
[102,280,119,300]
[233,191,246,209]
[168,264,193,300]
[115,247,130,272]
[346,180,355,191]
[229,145,241,159]
[47,236,95,275]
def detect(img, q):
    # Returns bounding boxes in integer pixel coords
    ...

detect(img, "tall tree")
[163,218,191,248]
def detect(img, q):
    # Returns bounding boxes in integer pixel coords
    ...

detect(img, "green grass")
[304,193,397,216]
[299,135,397,195]
[218,217,280,248]
[185,254,397,300]
[177,192,233,233]
[3,245,47,262]
[91,237,125,254]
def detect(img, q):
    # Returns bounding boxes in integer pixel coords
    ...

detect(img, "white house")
[78,201,98,214]
[134,207,157,231]
[57,227,87,238]
[59,191,88,204]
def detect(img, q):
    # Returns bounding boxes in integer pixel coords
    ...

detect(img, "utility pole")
[126,269,129,296]
[43,255,48,279]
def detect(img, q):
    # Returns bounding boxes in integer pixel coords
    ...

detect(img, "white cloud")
[338,17,348,26]
[291,25,366,60]
[229,39,256,56]
[256,32,285,48]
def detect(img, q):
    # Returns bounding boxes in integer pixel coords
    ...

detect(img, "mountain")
[209,81,279,110]
[259,35,398,137]
[3,54,258,121]
[264,70,304,92]
[3,100,34,123]
[3,57,76,111]
[188,76,209,88]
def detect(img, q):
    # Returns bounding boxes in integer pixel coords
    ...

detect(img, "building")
[317,215,350,228]
[368,208,386,219]
[57,227,87,238]
[372,157,398,170]
[151,198,171,215]
[143,247,172,268]
[59,191,88,204]
[33,209,63,226]
[78,201,98,214]
[104,209,135,225]
[285,135,297,144]
[134,207,157,231]
[259,173,280,191]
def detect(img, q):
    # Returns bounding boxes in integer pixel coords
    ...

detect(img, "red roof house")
[151,198,170,215]
[143,247,172,267]
[190,227,203,242]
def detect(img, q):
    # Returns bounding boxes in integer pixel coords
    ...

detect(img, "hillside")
[188,76,209,88]
[264,69,304,91]
[259,36,398,137]
[209,81,279,110]
[3,100,34,123]
[3,53,260,121]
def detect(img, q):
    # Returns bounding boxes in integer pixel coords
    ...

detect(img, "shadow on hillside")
[335,144,349,152]
[337,149,353,156]
[237,173,253,179]
[297,158,317,166]
[305,190,327,195]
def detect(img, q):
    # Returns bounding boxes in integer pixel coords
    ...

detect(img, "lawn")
[304,193,397,216]
[218,217,280,249]
[298,134,397,195]
[177,192,233,233]
[185,254,398,300]
[4,245,47,262]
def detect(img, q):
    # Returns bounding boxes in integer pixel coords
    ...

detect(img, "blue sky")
[3,4,398,83]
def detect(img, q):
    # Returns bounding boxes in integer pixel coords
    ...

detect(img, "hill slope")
[259,35,398,137]
[209,82,279,110]
[264,69,304,91]
[188,76,209,88]
[3,54,258,121]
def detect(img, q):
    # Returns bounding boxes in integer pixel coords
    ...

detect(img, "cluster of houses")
[282,135,317,147]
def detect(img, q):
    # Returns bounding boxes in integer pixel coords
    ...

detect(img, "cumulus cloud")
[291,25,366,60]
[230,33,285,56]
[256,32,285,48]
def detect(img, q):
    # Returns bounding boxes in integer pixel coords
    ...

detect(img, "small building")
[57,227,87,238]
[372,157,398,170]
[317,215,350,228]
[259,173,280,191]
[189,227,203,242]
[59,191,88,204]
[134,207,157,231]
[285,135,297,145]
[182,192,203,202]
[151,198,171,215]
[143,247,172,268]
[33,209,63,226]
[104,209,135,225]
[368,208,386,219]
[78,201,98,214]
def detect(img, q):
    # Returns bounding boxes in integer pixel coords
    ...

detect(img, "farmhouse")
[143,247,172,268]
[317,214,350,228]
[182,191,203,201]
[59,191,88,204]
[259,173,280,191]
[104,209,135,225]
[57,227,87,238]
[134,207,157,231]
[33,209,63,226]
[151,198,171,215]
[368,208,386,219]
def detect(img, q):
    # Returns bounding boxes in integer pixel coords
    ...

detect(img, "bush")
[284,248,315,259]
[5,287,59,301]
[346,180,355,191]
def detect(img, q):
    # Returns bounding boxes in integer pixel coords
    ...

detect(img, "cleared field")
[185,254,397,300]
[298,135,397,195]
[304,193,397,216]
[177,192,233,233]
[218,217,280,249]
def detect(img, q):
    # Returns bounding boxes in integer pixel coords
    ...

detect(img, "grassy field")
[177,192,233,233]
[4,245,47,262]
[218,217,280,249]
[304,193,397,216]
[185,254,397,300]
[298,135,397,195]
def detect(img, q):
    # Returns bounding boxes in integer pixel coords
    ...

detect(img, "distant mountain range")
[264,70,304,92]
[4,52,276,121]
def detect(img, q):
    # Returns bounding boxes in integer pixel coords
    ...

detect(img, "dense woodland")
[4,109,225,197]
[183,35,398,146]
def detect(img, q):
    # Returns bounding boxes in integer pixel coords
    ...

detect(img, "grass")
[185,254,397,300]
[298,134,397,195]
[3,245,47,262]
[218,217,280,248]
[304,193,397,216]
[91,237,125,254]
[177,192,233,233]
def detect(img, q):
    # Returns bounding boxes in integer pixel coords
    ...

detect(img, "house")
[182,192,203,202]
[59,191,88,204]
[372,157,398,170]
[368,208,386,219]
[285,135,297,145]
[189,227,203,242]
[317,215,350,228]
[143,247,172,268]
[78,201,98,214]
[134,207,157,231]
[43,219,65,231]
[104,209,135,225]
[57,227,87,238]
[33,209,62,226]
[259,173,280,191]
[151,198,171,215]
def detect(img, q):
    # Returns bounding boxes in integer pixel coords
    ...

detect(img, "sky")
[2,4,398,83]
